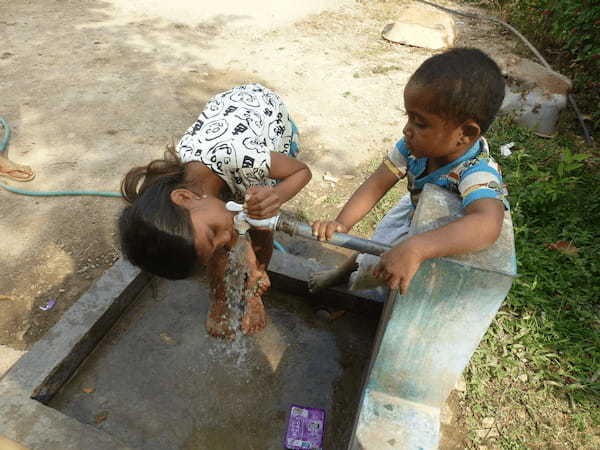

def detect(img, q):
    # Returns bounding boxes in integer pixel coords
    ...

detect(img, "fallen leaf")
[160,332,175,345]
[518,374,528,383]
[315,309,331,320]
[323,172,339,184]
[0,295,16,301]
[95,414,108,424]
[82,387,95,394]
[544,240,579,256]
[329,310,347,321]
[482,417,495,428]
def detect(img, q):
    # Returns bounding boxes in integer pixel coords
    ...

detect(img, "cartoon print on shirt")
[202,140,236,176]
[243,136,269,154]
[262,91,279,109]
[230,90,260,108]
[268,112,286,144]
[241,166,268,187]
[176,84,295,200]
[202,98,224,119]
[232,123,249,136]
[176,136,195,160]
[200,119,229,141]
[187,120,205,136]
[234,107,264,136]
[241,155,255,168]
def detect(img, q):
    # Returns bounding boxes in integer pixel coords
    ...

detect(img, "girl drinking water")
[119,84,311,338]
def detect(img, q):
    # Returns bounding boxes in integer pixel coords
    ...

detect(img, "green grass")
[463,118,600,448]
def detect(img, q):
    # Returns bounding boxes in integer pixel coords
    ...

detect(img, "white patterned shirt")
[176,84,293,201]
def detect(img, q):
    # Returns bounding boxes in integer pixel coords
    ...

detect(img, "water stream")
[221,234,252,360]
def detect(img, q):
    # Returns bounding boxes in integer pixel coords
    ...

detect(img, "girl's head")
[118,147,237,279]
[169,187,236,266]
[402,48,505,163]
[118,148,198,279]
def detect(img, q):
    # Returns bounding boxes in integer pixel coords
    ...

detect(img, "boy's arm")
[244,152,311,219]
[374,198,504,294]
[313,162,400,240]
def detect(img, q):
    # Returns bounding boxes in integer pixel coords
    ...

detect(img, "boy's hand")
[373,237,425,295]
[244,186,281,219]
[310,220,349,241]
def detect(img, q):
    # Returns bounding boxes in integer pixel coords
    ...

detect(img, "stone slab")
[381,2,455,50]
[0,258,148,449]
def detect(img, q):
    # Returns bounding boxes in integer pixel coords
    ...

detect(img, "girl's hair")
[408,47,505,133]
[118,146,199,279]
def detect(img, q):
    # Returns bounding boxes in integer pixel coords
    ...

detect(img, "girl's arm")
[244,152,311,219]
[373,197,504,294]
[312,162,400,240]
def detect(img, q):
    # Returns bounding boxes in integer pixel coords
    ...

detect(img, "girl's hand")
[310,220,349,241]
[244,186,281,219]
[373,237,426,295]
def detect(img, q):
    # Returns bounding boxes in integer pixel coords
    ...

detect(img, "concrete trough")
[0,250,381,450]
[0,185,515,450]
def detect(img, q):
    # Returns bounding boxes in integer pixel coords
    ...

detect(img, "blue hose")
[0,182,122,197]
[1,117,122,197]
[273,240,287,253]
[0,116,10,153]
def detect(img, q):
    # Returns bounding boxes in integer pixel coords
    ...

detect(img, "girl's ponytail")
[120,145,185,203]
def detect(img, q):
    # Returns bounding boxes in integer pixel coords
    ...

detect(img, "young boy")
[311,48,508,296]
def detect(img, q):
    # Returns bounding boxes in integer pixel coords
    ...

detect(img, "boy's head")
[118,152,199,280]
[407,47,505,134]
[402,48,505,163]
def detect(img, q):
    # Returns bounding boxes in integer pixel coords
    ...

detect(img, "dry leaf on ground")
[160,332,175,345]
[544,240,579,256]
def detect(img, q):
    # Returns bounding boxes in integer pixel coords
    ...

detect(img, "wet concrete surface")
[49,276,378,449]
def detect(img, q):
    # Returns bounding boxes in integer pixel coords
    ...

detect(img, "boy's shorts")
[350,193,414,301]
[289,119,300,158]
[274,119,299,188]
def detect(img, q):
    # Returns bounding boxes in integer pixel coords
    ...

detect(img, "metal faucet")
[226,201,390,257]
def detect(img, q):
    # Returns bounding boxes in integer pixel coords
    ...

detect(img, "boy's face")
[402,83,478,165]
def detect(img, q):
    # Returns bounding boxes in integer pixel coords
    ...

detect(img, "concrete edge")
[0,258,149,449]
[0,252,381,449]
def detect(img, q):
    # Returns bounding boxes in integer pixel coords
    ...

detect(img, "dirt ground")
[1,0,520,447]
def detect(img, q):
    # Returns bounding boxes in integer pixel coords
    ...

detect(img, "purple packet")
[284,404,325,450]
[39,299,56,311]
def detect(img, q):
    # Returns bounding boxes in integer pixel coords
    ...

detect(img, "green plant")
[464,117,600,447]
[464,0,600,132]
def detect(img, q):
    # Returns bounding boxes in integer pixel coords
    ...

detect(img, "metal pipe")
[276,214,391,256]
